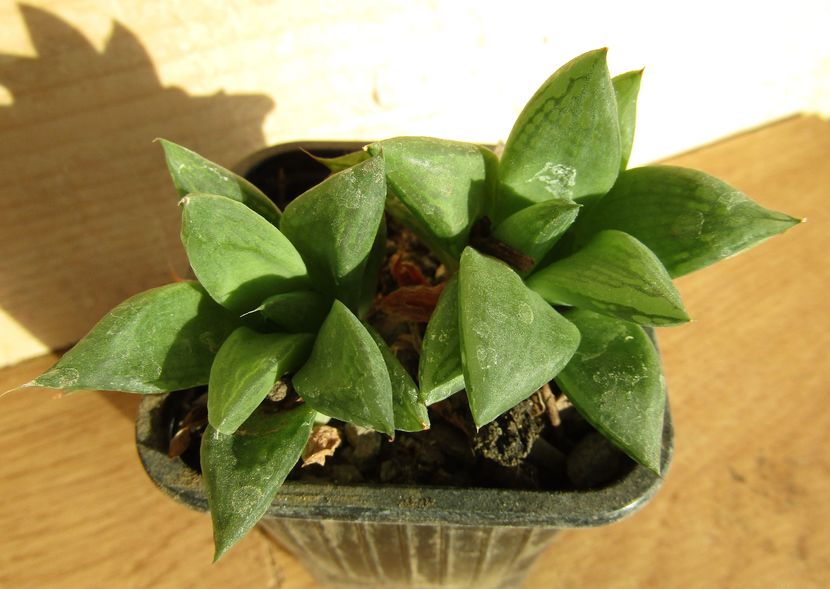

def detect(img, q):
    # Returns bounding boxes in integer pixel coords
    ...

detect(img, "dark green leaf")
[201,403,315,560]
[358,216,387,318]
[159,139,281,225]
[572,166,801,277]
[366,326,430,432]
[458,248,580,427]
[497,48,621,220]
[418,275,464,405]
[181,193,309,314]
[30,282,236,393]
[491,198,580,274]
[526,230,688,326]
[292,301,395,435]
[555,309,665,473]
[307,148,370,172]
[280,156,387,312]
[612,69,643,170]
[208,327,314,434]
[368,137,497,261]
[258,291,332,333]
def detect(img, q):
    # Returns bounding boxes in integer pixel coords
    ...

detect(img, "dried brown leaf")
[301,424,342,467]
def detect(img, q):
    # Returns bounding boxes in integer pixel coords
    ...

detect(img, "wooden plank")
[1,116,828,587]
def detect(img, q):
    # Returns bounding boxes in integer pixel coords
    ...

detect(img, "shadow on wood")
[0,4,274,364]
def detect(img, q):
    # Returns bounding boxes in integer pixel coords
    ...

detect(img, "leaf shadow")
[0,4,274,365]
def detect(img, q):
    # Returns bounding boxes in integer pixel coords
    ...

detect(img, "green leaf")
[208,327,314,434]
[358,216,387,318]
[181,193,309,314]
[366,326,430,432]
[368,137,498,261]
[497,48,621,220]
[292,300,395,435]
[418,275,464,405]
[280,156,387,311]
[612,69,643,170]
[307,148,370,172]
[526,230,688,326]
[30,282,236,393]
[572,166,801,277]
[201,403,315,560]
[491,198,580,273]
[258,291,332,333]
[555,309,665,473]
[159,139,281,225]
[458,248,580,427]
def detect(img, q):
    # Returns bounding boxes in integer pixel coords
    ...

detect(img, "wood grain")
[2,116,828,588]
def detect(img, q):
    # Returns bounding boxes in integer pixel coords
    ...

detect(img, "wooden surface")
[1,116,828,588]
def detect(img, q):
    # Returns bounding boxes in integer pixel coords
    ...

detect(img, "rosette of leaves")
[26,47,800,562]
[327,49,799,478]
[27,141,429,559]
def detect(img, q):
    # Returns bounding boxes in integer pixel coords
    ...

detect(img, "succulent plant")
[26,48,799,559]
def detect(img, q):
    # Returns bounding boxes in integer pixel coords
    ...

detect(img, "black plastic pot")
[135,142,674,589]
[137,393,672,589]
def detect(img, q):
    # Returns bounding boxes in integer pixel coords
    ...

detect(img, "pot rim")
[136,393,672,528]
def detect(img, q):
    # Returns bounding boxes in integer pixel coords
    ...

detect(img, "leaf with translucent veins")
[555,309,666,474]
[458,248,581,427]
[526,230,689,326]
[292,300,395,436]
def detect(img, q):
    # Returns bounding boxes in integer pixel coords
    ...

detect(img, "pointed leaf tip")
[292,300,395,436]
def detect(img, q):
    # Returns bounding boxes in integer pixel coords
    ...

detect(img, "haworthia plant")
[569,166,801,277]
[29,282,237,394]
[526,230,688,326]
[280,156,387,312]
[458,248,581,427]
[181,193,309,314]
[160,139,282,226]
[368,137,498,264]
[612,69,643,171]
[202,403,316,560]
[207,327,314,434]
[497,48,621,220]
[27,49,800,562]
[292,300,395,436]
[556,309,665,473]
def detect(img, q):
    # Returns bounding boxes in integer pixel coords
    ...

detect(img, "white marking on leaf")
[528,163,576,197]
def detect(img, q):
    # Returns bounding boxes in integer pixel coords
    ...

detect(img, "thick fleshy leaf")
[491,198,580,273]
[368,137,497,261]
[181,193,309,314]
[498,48,621,220]
[292,300,395,435]
[208,327,314,434]
[555,309,665,473]
[29,282,236,393]
[202,403,315,560]
[280,156,387,311]
[159,139,281,225]
[358,216,387,318]
[308,148,370,172]
[458,248,580,427]
[612,69,642,170]
[572,166,801,277]
[366,326,430,432]
[418,275,464,405]
[258,291,331,333]
[527,230,688,326]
